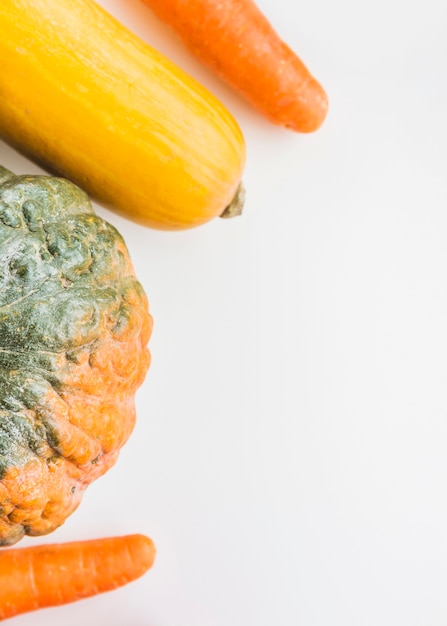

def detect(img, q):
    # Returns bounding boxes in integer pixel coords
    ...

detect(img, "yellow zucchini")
[0,0,246,230]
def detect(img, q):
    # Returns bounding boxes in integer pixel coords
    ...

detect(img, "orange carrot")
[139,0,328,132]
[0,534,155,620]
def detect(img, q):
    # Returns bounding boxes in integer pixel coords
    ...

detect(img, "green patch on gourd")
[0,169,151,544]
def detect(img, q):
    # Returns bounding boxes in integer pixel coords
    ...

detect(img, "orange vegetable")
[0,534,155,620]
[0,169,152,545]
[139,0,328,132]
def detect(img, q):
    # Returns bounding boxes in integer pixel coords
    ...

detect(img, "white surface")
[3,0,447,624]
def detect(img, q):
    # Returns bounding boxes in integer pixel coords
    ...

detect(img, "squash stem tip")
[0,166,15,184]
[220,183,245,219]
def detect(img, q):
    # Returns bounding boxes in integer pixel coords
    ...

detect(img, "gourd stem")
[0,166,15,184]
[220,182,245,219]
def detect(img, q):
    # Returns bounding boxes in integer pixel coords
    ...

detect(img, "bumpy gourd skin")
[0,167,152,545]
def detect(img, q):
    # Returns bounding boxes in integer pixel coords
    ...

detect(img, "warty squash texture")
[0,167,152,545]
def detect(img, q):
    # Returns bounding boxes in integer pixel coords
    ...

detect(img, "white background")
[3,0,447,624]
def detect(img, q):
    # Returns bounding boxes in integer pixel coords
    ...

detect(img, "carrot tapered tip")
[282,78,329,133]
[129,534,157,575]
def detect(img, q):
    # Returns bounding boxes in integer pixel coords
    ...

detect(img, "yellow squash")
[0,0,246,230]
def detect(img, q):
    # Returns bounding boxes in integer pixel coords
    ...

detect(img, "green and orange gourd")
[0,166,152,545]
